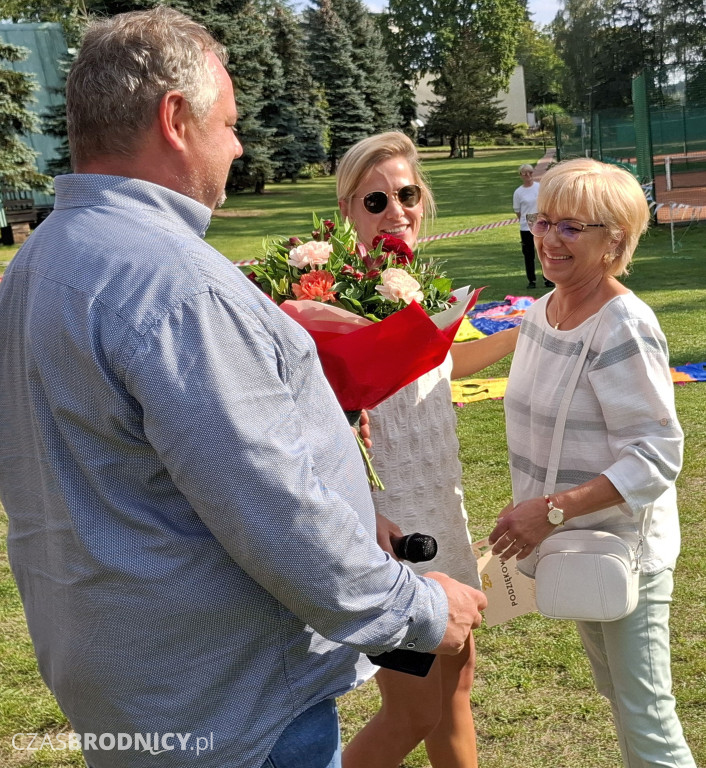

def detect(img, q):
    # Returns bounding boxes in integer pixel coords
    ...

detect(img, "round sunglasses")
[356,184,422,215]
[526,213,605,242]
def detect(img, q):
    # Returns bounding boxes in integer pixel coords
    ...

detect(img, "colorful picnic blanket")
[468,295,535,335]
[451,296,532,403]
[672,362,706,383]
[451,377,508,403]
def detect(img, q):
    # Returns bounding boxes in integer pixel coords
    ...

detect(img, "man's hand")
[424,572,487,654]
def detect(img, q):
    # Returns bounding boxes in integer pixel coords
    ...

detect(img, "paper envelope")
[473,537,537,627]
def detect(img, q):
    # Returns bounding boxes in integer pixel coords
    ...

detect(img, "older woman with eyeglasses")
[490,158,695,768]
[337,132,518,768]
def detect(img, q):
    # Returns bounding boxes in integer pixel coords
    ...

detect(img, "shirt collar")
[53,174,213,239]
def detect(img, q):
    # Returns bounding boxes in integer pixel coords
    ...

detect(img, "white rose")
[375,268,424,304]
[287,241,333,269]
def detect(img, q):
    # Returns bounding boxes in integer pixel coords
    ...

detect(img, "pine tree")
[263,2,326,182]
[41,51,73,176]
[331,0,402,132]
[222,2,278,193]
[0,42,52,191]
[305,0,374,170]
[426,37,507,157]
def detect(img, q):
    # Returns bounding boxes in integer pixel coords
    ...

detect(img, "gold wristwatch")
[544,495,565,526]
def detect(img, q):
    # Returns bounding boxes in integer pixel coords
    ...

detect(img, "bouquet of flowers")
[249,214,481,488]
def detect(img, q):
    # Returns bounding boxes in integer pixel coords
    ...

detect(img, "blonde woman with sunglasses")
[490,158,695,768]
[337,132,519,768]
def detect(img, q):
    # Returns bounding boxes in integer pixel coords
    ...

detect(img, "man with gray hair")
[0,7,486,768]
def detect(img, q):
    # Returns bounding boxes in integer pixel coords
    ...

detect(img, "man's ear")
[159,90,190,151]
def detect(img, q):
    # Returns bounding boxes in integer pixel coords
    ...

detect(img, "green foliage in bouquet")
[250,213,455,321]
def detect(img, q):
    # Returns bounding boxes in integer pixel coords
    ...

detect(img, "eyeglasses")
[356,184,422,215]
[526,213,605,242]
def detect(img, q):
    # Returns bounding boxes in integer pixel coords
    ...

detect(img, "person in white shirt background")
[512,163,553,289]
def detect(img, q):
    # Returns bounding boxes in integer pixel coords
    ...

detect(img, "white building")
[414,65,529,126]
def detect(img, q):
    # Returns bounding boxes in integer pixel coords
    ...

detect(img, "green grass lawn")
[1,148,705,767]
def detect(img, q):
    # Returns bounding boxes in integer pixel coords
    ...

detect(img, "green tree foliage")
[551,0,706,111]
[426,36,507,156]
[1,0,88,45]
[331,0,402,132]
[385,0,526,88]
[552,0,604,111]
[265,2,327,182]
[516,21,565,109]
[305,0,374,170]
[223,1,278,193]
[0,42,52,191]
[41,52,72,176]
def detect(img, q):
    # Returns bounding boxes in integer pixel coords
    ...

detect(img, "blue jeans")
[577,569,696,768]
[261,699,341,768]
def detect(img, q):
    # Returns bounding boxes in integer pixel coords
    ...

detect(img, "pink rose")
[375,268,423,304]
[287,240,333,269]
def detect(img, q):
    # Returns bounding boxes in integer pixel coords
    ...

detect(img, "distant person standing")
[513,163,553,289]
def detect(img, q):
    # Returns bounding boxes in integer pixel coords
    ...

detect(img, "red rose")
[371,234,415,264]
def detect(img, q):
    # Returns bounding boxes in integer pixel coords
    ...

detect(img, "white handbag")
[527,304,644,622]
[534,529,641,621]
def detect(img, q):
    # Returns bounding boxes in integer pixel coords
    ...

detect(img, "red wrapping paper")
[280,287,483,411]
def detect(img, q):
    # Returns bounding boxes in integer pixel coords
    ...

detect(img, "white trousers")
[576,569,696,768]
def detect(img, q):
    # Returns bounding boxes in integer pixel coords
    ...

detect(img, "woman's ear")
[610,229,625,249]
[338,198,349,219]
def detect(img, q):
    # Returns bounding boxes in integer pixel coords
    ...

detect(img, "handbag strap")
[543,302,608,493]
[542,301,648,558]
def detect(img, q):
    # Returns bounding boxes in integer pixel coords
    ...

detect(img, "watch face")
[548,507,564,525]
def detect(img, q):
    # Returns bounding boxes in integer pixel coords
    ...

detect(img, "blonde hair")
[336,132,436,220]
[519,164,534,174]
[537,158,650,276]
[67,6,227,168]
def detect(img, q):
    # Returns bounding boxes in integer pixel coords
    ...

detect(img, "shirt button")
[660,418,669,426]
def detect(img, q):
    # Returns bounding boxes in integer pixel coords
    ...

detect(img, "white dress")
[368,353,481,588]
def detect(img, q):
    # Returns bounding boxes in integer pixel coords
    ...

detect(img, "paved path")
[532,147,556,179]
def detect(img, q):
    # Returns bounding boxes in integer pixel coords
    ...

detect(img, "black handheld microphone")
[390,532,438,563]
[367,532,439,677]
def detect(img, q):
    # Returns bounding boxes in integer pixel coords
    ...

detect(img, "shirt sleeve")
[124,288,448,655]
[588,311,683,514]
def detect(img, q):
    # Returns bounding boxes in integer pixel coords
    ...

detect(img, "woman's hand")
[488,497,556,561]
[348,408,372,450]
[375,512,404,559]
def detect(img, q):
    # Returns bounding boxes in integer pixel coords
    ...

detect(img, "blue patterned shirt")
[0,175,448,768]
